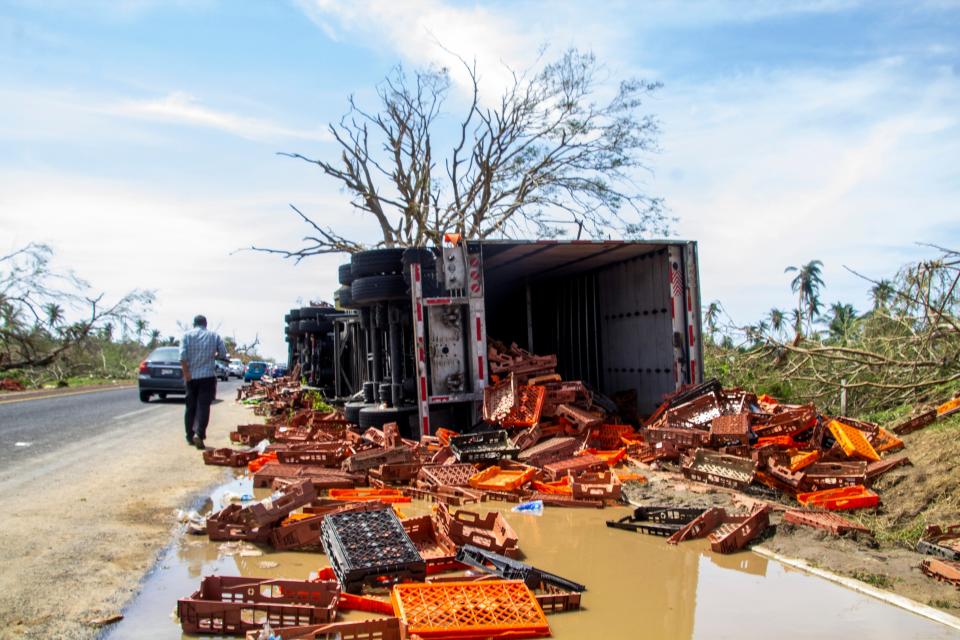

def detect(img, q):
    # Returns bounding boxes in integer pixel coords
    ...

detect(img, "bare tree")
[0,243,154,372]
[251,49,667,260]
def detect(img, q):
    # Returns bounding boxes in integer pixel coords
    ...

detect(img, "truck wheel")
[358,405,418,438]
[288,308,301,320]
[284,313,293,322]
[299,319,332,333]
[351,249,405,278]
[351,275,408,304]
[343,401,367,425]
[335,286,356,309]
[139,391,151,403]
[338,263,354,285]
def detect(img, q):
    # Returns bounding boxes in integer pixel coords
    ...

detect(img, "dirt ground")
[624,411,960,613]
[0,396,249,640]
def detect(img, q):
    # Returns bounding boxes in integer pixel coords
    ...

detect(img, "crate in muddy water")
[682,449,757,490]
[449,430,519,463]
[436,503,520,558]
[203,448,258,467]
[177,576,338,635]
[205,504,272,543]
[571,470,621,502]
[542,454,606,481]
[708,507,770,554]
[270,514,325,551]
[417,463,477,487]
[402,514,457,561]
[606,505,707,537]
[320,506,426,594]
[243,617,405,640]
[528,492,603,508]
[242,479,317,528]
[455,544,586,593]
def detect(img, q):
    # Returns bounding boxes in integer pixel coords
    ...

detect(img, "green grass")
[849,570,896,589]
[850,513,928,548]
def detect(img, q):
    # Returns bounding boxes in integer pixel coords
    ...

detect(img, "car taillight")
[139,360,148,373]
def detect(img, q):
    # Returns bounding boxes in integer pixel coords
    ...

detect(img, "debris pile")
[177,356,960,636]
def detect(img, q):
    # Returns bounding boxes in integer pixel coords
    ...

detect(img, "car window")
[148,347,180,362]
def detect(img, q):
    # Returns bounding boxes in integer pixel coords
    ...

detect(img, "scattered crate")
[517,437,580,467]
[827,419,881,462]
[588,424,636,450]
[891,409,937,436]
[342,446,415,473]
[710,414,751,446]
[206,504,271,543]
[320,507,426,594]
[917,524,960,561]
[919,558,960,589]
[667,507,727,545]
[436,503,520,558]
[271,514,325,551]
[644,427,711,451]
[328,488,411,504]
[390,580,551,639]
[606,506,706,537]
[402,515,458,562]
[527,492,603,508]
[177,576,338,635]
[245,617,405,640]
[707,507,770,554]
[242,480,317,528]
[277,444,350,466]
[800,461,867,491]
[202,448,258,467]
[450,430,519,463]
[571,471,621,502]
[682,449,757,490]
[456,544,585,593]
[542,454,606,481]
[865,453,911,482]
[469,465,536,491]
[782,509,871,536]
[796,485,879,511]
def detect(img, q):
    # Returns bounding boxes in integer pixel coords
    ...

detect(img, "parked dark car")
[271,363,287,377]
[138,346,184,402]
[215,361,229,381]
[243,360,268,383]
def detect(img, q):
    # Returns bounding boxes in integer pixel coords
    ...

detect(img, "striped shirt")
[179,327,227,380]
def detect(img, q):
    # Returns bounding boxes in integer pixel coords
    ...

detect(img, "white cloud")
[108,92,331,142]
[0,171,362,359]
[662,62,959,324]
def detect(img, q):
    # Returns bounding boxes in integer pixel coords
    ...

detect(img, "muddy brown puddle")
[105,475,959,639]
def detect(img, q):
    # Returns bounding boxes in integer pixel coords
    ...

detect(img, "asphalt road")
[0,379,242,467]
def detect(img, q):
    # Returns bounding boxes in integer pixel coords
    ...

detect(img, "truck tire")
[351,274,408,304]
[338,263,354,285]
[299,319,331,333]
[139,391,151,403]
[358,405,418,438]
[335,286,356,309]
[288,308,301,320]
[284,313,293,323]
[351,248,405,278]
[343,401,367,425]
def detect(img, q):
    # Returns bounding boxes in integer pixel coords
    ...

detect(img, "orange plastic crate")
[871,427,904,454]
[247,451,278,473]
[827,420,880,462]
[436,428,459,446]
[787,449,820,472]
[468,466,536,491]
[579,447,626,466]
[937,396,960,417]
[754,435,797,448]
[391,580,550,639]
[531,477,572,495]
[796,485,879,511]
[327,488,412,504]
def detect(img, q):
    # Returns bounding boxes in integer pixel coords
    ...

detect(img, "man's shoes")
[192,434,205,450]
[186,435,194,445]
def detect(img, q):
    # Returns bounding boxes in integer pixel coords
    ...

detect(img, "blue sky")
[1,0,958,359]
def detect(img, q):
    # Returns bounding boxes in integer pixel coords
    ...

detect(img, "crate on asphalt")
[176,576,339,635]
[320,506,426,594]
[202,448,258,467]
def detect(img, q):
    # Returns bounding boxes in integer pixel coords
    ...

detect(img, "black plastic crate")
[449,430,519,463]
[455,544,585,593]
[605,505,707,537]
[320,506,426,594]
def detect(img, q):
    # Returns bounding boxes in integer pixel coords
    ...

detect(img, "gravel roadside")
[0,395,251,639]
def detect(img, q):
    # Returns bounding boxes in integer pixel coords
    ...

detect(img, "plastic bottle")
[511,499,544,515]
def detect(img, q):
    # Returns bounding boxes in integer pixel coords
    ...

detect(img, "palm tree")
[703,301,722,342]
[870,279,894,311]
[785,260,825,336]
[44,303,64,327]
[148,328,161,348]
[767,308,786,337]
[827,302,858,344]
[134,319,148,345]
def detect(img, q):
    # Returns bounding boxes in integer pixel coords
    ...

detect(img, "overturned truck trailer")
[330,239,703,439]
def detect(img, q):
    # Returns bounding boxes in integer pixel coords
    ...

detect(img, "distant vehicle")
[271,363,287,377]
[215,361,229,381]
[228,358,244,378]
[138,346,184,402]
[243,360,268,383]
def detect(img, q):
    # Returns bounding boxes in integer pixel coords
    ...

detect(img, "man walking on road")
[179,314,227,449]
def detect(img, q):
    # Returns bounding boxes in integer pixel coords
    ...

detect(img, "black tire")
[159,393,167,399]
[286,324,303,336]
[299,318,332,333]
[338,263,354,285]
[351,248,405,278]
[283,313,293,322]
[300,306,323,319]
[358,405,418,438]
[351,274,408,304]
[335,286,356,309]
[343,401,367,425]
[289,308,301,320]
[139,391,151,403]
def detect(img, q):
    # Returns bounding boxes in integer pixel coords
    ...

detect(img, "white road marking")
[113,407,160,421]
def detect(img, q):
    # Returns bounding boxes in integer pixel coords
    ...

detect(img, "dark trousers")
[185,376,217,440]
